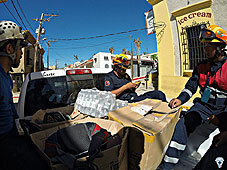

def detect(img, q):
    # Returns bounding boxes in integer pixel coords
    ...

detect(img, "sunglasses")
[200,29,216,40]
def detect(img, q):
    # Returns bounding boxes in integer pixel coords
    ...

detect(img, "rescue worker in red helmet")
[159,25,227,170]
[0,20,50,170]
[104,54,167,102]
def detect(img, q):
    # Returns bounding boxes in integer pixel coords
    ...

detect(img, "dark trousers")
[193,143,227,170]
[0,127,51,170]
[129,90,167,103]
[184,102,227,136]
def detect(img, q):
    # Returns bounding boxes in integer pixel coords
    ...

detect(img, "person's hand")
[169,98,182,109]
[213,131,227,147]
[208,115,220,126]
[125,82,137,89]
[135,81,141,88]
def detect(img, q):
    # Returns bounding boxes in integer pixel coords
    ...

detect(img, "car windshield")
[24,76,95,117]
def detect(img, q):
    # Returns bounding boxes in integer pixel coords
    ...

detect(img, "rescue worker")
[193,131,227,170]
[104,54,167,102]
[0,20,50,170]
[159,25,227,169]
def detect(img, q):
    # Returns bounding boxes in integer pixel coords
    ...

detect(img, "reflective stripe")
[212,26,221,34]
[210,94,215,99]
[182,88,193,97]
[209,93,227,99]
[216,94,227,98]
[169,141,186,151]
[209,87,227,95]
[164,155,179,164]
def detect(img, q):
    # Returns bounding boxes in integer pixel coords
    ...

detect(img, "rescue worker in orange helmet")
[159,25,227,170]
[104,54,167,102]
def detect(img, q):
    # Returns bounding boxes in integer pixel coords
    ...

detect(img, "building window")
[104,56,109,61]
[94,58,97,63]
[105,64,109,68]
[181,22,209,70]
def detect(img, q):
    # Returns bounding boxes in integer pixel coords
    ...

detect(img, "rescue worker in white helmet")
[0,20,50,170]
[159,25,227,170]
[104,54,167,102]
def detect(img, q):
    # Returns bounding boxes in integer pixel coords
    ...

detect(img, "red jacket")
[198,60,227,91]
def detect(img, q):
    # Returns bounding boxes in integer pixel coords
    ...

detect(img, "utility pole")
[130,35,134,78]
[46,40,57,69]
[33,13,58,72]
[55,59,58,70]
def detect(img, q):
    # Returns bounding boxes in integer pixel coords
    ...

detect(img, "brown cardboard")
[30,117,128,170]
[108,99,181,170]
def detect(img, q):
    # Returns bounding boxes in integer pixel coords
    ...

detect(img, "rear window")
[24,75,95,117]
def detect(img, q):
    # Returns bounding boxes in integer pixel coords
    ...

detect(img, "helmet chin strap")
[209,46,225,61]
[0,40,21,67]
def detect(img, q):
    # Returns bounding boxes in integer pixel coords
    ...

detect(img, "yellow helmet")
[113,54,130,69]
[200,25,227,46]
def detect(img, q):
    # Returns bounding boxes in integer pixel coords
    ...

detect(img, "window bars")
[181,22,210,70]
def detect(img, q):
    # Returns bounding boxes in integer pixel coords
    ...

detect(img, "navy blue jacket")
[0,64,18,134]
[104,71,137,100]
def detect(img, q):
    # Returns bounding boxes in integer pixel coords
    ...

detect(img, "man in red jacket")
[159,25,227,170]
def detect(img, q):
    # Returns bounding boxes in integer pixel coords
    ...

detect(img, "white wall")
[93,52,114,69]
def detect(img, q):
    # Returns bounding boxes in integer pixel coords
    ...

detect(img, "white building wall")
[93,52,114,69]
[211,0,227,30]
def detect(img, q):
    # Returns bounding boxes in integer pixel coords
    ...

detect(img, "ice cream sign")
[177,11,212,25]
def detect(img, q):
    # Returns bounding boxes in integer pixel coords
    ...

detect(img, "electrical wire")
[16,0,36,34]
[50,23,164,41]
[52,36,129,50]
[10,0,28,30]
[2,1,21,26]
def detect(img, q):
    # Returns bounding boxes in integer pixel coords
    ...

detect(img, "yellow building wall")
[147,0,214,102]
[148,0,175,96]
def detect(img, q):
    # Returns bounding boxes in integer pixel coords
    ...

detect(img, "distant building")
[74,52,158,78]
[11,30,45,93]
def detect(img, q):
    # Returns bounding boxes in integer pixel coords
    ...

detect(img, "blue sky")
[1,0,157,68]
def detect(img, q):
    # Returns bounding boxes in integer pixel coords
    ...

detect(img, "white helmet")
[0,21,24,43]
[0,21,26,64]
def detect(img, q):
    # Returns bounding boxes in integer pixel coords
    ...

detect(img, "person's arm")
[169,68,199,108]
[104,74,137,97]
[111,82,137,96]
[177,68,199,103]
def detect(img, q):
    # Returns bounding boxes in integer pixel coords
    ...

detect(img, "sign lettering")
[178,12,212,25]
[43,72,55,77]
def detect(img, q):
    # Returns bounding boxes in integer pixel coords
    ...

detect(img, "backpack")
[44,122,111,170]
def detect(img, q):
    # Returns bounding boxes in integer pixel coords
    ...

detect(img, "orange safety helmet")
[113,54,130,69]
[200,25,227,46]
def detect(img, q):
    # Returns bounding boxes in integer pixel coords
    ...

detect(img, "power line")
[15,0,35,33]
[2,1,21,26]
[10,0,28,30]
[50,23,165,41]
[51,28,147,41]
[52,36,129,50]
